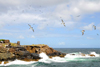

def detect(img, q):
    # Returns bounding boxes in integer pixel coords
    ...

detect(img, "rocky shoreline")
[0,41,66,64]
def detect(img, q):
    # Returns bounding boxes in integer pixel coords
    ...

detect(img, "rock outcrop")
[0,39,66,62]
[24,45,66,58]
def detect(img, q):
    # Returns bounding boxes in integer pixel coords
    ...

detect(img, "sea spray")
[0,52,100,66]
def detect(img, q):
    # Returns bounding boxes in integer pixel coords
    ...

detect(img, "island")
[0,39,66,64]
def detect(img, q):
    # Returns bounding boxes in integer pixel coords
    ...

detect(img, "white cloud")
[80,23,94,30]
[0,32,12,35]
[87,37,94,39]
[18,35,24,39]
[97,24,100,30]
[58,42,65,45]
[31,35,35,38]
[0,0,100,30]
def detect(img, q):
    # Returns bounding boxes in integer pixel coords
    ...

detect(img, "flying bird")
[82,30,85,35]
[61,19,66,27]
[97,34,99,36]
[77,15,80,17]
[93,25,96,30]
[28,24,34,32]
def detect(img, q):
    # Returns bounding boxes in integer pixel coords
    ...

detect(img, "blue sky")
[0,0,100,48]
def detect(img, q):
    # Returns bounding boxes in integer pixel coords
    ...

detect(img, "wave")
[0,52,100,66]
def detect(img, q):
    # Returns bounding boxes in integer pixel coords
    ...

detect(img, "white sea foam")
[0,59,37,66]
[90,52,100,57]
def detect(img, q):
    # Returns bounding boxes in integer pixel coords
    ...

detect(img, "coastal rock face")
[8,46,41,60]
[0,43,66,62]
[25,45,57,54]
[0,47,8,53]
[0,47,16,61]
[24,45,66,57]
[0,53,16,61]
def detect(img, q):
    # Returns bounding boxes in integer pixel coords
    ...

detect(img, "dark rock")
[14,51,41,60]
[31,53,41,59]
[47,51,66,56]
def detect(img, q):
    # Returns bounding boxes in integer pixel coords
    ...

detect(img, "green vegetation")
[2,43,7,47]
[0,39,5,41]
[32,44,35,45]
[10,43,17,46]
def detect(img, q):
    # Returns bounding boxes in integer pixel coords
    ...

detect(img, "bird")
[28,24,34,32]
[61,19,66,27]
[82,30,85,35]
[97,34,99,36]
[77,15,80,17]
[93,25,96,30]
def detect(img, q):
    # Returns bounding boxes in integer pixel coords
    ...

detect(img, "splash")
[0,52,100,66]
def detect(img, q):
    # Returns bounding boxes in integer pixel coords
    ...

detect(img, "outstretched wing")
[61,19,64,23]
[32,28,34,32]
[94,26,96,30]
[82,32,84,35]
[28,24,31,27]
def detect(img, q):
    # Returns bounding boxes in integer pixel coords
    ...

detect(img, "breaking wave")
[0,52,100,66]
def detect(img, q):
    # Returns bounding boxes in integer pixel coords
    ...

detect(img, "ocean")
[0,48,100,67]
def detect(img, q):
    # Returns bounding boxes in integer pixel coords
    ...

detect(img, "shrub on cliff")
[0,39,5,41]
[11,43,17,46]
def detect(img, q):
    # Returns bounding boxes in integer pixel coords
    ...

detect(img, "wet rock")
[47,51,66,57]
[71,54,75,55]
[31,53,41,59]
[0,53,16,61]
[0,61,2,64]
[89,54,95,57]
[14,51,41,60]
[4,61,9,64]
[80,53,85,56]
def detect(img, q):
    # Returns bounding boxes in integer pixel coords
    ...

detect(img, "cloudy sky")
[0,0,100,48]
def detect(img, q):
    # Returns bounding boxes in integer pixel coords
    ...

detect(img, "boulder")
[47,51,66,57]
[24,45,66,57]
[14,51,41,60]
[0,53,16,61]
[89,54,95,57]
[31,53,41,59]
[3,40,10,43]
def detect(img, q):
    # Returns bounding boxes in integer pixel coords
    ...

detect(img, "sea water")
[0,48,100,67]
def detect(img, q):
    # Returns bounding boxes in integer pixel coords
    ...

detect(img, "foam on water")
[0,52,100,66]
[0,59,37,66]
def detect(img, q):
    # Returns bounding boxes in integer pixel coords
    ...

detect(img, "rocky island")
[0,39,66,64]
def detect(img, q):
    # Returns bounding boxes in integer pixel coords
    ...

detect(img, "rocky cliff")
[0,44,66,64]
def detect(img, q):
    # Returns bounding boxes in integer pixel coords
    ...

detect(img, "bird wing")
[82,32,84,35]
[61,19,64,23]
[32,28,34,32]
[94,26,96,30]
[28,24,31,27]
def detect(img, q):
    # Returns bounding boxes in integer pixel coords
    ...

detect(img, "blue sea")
[0,48,100,67]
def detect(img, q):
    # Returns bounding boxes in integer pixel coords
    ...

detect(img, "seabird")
[82,30,85,35]
[28,24,34,32]
[77,15,80,17]
[61,19,66,27]
[97,34,99,36]
[93,25,96,30]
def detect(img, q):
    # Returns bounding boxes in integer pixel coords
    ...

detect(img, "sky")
[0,0,100,48]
